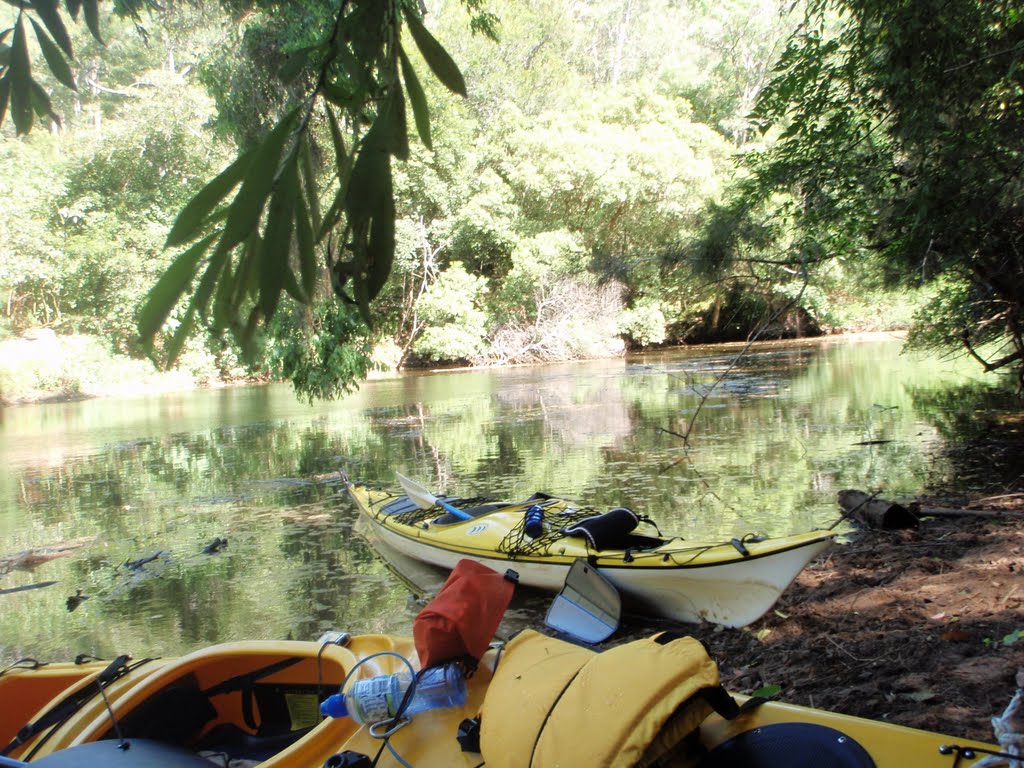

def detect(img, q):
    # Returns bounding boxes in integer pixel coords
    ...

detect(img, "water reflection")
[0,337,1000,662]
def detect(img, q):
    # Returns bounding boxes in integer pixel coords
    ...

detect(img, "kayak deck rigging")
[366,486,775,565]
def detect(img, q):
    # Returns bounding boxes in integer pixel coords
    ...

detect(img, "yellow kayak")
[347,479,835,627]
[0,632,1008,768]
[0,634,486,768]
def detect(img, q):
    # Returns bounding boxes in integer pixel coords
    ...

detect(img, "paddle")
[544,559,621,644]
[396,472,472,521]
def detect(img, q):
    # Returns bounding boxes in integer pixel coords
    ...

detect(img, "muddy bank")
[687,497,1024,742]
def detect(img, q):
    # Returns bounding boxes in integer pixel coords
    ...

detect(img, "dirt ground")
[688,494,1024,743]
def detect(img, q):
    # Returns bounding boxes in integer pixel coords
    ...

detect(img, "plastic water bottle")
[524,504,545,538]
[319,663,466,724]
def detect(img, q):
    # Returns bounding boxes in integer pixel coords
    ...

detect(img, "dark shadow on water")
[910,379,1024,494]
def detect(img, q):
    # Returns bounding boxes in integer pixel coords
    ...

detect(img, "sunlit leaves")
[118,1,469,379]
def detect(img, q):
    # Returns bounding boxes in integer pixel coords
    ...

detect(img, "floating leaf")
[402,8,466,97]
[751,684,782,698]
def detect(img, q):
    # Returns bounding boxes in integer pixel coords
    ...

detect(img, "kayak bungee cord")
[0,659,43,677]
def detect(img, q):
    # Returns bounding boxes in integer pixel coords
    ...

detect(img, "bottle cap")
[320,693,350,719]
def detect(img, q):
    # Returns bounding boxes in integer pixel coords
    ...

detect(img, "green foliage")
[619,299,667,347]
[411,262,489,362]
[0,332,201,404]
[10,0,977,399]
[690,0,1024,383]
[266,300,372,402]
[134,0,473,373]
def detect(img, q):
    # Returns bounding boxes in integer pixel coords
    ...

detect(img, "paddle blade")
[395,472,472,520]
[545,559,621,644]
[396,471,438,510]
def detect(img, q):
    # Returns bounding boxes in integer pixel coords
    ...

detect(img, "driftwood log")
[838,490,919,530]
[838,489,1019,529]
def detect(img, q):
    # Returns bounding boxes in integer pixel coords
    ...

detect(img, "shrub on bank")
[0,332,204,405]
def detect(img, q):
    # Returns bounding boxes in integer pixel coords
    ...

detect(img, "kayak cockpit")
[7,640,385,768]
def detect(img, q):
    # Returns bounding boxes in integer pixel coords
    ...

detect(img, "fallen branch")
[0,581,58,596]
[909,504,1009,518]
[838,489,919,530]
[0,537,95,574]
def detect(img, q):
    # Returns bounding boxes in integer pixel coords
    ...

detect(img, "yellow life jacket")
[479,629,738,768]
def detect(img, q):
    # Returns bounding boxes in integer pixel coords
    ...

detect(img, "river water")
[0,336,993,662]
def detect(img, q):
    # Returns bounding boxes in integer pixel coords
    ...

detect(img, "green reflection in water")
[0,337,994,662]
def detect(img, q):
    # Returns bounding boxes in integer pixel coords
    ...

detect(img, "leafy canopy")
[684,0,1024,385]
[1,0,475,370]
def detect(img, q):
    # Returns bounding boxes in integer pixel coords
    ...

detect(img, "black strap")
[2,655,146,758]
[699,685,770,720]
[202,656,303,731]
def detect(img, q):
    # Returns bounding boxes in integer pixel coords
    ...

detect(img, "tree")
[1,0,481,373]
[683,0,1024,386]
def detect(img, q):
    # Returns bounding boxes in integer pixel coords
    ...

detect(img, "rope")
[973,687,1023,768]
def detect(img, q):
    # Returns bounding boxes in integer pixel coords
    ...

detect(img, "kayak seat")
[432,502,513,526]
[697,722,876,768]
[381,494,510,525]
[194,721,313,761]
[114,679,216,745]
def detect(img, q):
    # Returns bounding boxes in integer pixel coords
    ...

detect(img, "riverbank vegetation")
[1,0,1018,404]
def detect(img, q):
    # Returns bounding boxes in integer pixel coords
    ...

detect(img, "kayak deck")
[351,483,835,569]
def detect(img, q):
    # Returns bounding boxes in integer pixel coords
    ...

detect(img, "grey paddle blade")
[545,559,621,644]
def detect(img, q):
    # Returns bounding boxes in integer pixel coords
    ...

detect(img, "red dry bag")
[413,559,518,670]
